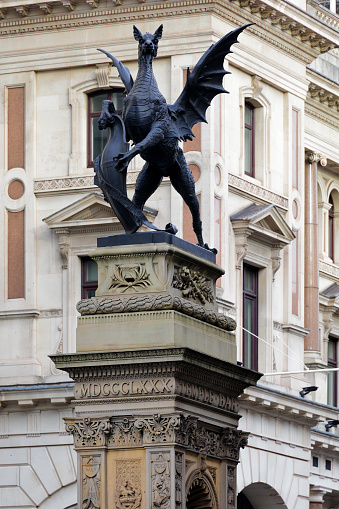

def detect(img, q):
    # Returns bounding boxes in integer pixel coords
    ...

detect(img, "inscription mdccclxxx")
[75,378,173,398]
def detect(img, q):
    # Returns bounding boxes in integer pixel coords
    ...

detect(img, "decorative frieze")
[64,414,248,460]
[34,175,95,193]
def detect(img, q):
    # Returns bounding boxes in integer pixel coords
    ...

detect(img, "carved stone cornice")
[65,414,249,460]
[76,294,236,331]
[305,151,327,166]
[228,173,288,211]
[308,83,339,112]
[0,0,336,65]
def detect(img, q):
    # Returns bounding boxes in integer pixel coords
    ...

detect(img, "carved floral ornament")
[109,263,151,292]
[64,414,248,460]
[172,266,214,304]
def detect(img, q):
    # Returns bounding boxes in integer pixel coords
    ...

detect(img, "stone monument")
[50,23,260,509]
[51,232,260,509]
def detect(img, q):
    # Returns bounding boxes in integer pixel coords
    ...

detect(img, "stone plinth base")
[51,347,260,509]
[51,234,261,509]
[76,310,236,363]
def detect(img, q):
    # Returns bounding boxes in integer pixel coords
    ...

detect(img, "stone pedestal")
[51,232,260,509]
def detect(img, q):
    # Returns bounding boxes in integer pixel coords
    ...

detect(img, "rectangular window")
[244,102,255,177]
[87,89,124,167]
[292,109,299,190]
[328,336,337,407]
[243,264,259,370]
[81,257,98,299]
[312,456,318,468]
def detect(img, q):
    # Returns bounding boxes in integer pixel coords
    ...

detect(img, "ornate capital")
[64,417,111,447]
[305,151,327,166]
[135,414,180,444]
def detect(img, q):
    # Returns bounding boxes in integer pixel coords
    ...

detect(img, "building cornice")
[0,0,337,66]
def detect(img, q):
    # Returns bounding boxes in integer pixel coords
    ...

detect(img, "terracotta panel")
[8,179,25,200]
[8,87,25,170]
[8,210,25,299]
[183,193,201,245]
[182,69,201,153]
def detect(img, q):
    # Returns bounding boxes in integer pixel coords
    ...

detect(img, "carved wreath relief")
[109,264,151,292]
[116,460,142,509]
[82,456,101,509]
[151,453,171,509]
[172,266,213,304]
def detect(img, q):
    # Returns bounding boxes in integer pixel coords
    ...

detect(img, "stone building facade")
[0,0,339,507]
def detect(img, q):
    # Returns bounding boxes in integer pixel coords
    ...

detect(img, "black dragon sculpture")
[94,23,252,250]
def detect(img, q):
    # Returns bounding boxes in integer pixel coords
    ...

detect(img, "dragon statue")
[94,23,252,250]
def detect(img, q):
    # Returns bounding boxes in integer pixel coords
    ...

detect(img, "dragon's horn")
[153,25,163,40]
[133,26,143,42]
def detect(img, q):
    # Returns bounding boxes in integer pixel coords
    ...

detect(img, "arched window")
[87,89,124,167]
[329,193,334,261]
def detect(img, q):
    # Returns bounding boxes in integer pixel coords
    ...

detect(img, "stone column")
[304,152,327,352]
[309,486,330,509]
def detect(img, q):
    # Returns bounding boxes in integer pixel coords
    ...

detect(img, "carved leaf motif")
[109,264,151,292]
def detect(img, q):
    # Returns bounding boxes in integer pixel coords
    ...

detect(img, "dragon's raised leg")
[133,162,163,210]
[170,149,205,248]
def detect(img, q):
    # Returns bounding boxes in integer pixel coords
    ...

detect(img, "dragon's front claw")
[114,152,130,173]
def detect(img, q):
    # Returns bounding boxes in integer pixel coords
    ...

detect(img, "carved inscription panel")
[74,378,173,399]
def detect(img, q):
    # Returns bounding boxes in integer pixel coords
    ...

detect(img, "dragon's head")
[98,100,117,130]
[133,25,163,64]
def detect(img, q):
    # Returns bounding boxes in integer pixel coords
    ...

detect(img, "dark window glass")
[328,336,338,407]
[326,460,331,470]
[87,89,124,167]
[312,456,318,467]
[244,102,255,177]
[243,264,259,370]
[81,257,98,299]
[329,194,334,261]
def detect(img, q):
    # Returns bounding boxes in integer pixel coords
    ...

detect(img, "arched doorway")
[237,482,288,509]
[186,471,218,509]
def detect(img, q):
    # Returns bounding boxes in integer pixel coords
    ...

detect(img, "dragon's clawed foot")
[197,242,218,254]
[114,152,131,173]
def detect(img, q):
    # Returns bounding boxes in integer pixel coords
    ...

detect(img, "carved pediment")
[43,192,157,231]
[230,204,295,246]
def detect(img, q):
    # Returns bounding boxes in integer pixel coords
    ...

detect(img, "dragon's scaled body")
[96,23,252,250]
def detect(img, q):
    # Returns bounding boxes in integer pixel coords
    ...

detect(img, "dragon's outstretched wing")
[97,48,134,94]
[168,24,253,141]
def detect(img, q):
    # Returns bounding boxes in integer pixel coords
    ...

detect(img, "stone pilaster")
[304,152,327,353]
